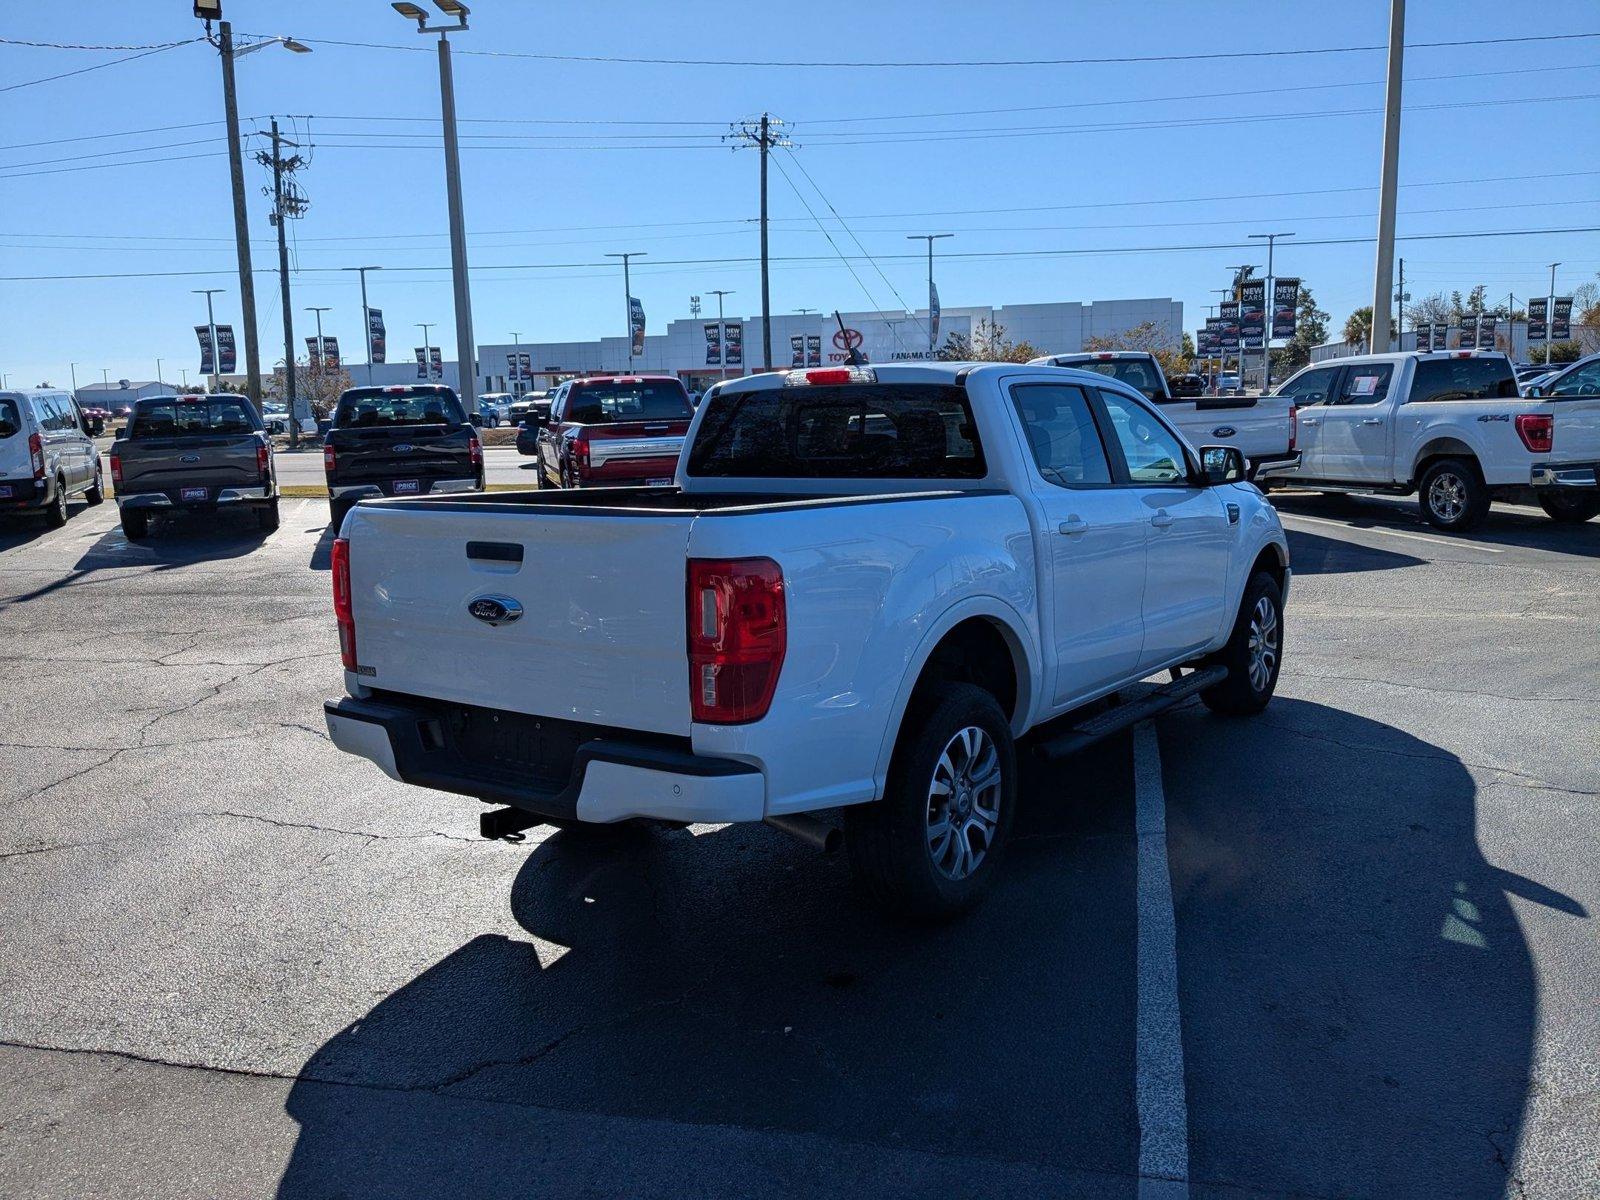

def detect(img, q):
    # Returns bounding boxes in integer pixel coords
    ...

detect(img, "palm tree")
[1343,306,1374,352]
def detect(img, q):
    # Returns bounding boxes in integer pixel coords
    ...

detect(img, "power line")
[0,37,193,51]
[0,39,197,94]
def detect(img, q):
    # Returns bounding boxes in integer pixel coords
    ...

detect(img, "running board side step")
[1033,665,1228,761]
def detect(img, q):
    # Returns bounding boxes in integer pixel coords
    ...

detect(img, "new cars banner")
[1552,297,1573,341]
[1219,301,1241,350]
[791,334,804,367]
[518,353,530,378]
[704,322,721,365]
[429,347,443,380]
[323,337,341,371]
[1271,279,1299,340]
[1476,316,1494,352]
[929,281,941,348]
[629,297,646,358]
[806,334,822,366]
[415,348,427,379]
[216,325,236,374]
[305,336,322,371]
[725,322,743,366]
[1239,280,1267,350]
[1433,323,1448,351]
[196,325,215,375]
[367,308,386,364]
[1528,297,1548,341]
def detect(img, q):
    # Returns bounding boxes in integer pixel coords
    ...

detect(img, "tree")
[1083,319,1187,376]
[266,358,351,419]
[1343,306,1373,350]
[936,319,1040,363]
[1269,285,1330,376]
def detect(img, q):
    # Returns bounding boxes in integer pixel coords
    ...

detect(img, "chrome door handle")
[1057,516,1089,536]
[1300,416,1319,426]
[1360,417,1384,425]
[1150,510,1174,529]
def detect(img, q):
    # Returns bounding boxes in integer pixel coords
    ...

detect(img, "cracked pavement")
[1,493,1597,1199]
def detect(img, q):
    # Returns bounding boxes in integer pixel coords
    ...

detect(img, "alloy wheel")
[1428,473,1466,522]
[1247,595,1279,692]
[925,726,1003,881]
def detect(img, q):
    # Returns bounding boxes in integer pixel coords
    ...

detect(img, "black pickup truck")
[111,394,278,540]
[323,385,484,530]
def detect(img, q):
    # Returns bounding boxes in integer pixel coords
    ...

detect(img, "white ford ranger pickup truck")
[325,362,1290,917]
[1028,350,1300,474]
[1258,350,1600,530]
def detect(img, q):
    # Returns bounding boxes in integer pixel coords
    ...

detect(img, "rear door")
[1008,380,1147,705]
[344,503,697,735]
[1317,361,1397,482]
[0,395,32,488]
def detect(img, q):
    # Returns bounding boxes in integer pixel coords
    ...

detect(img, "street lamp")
[907,233,953,358]
[417,323,436,382]
[606,252,647,370]
[510,331,521,393]
[392,0,478,414]
[305,307,331,403]
[201,11,312,409]
[341,266,383,385]
[709,289,735,381]
[193,288,225,392]
[1249,232,1294,391]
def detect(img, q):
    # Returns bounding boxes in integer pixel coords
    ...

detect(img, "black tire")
[256,498,281,534]
[44,476,69,528]
[119,507,149,541]
[329,496,353,532]
[1417,457,1490,531]
[1202,571,1284,717]
[534,460,549,489]
[845,682,1016,921]
[1537,491,1600,524]
[84,461,105,506]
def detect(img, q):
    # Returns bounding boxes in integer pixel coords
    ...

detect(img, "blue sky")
[2,0,1598,388]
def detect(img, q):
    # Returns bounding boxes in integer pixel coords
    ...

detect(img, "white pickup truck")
[1028,351,1299,473]
[1258,351,1600,529]
[325,362,1290,917]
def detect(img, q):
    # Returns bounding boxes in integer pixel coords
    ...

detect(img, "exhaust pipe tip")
[764,813,842,854]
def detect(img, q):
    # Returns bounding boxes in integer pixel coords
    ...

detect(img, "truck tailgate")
[1552,397,1600,459]
[119,434,261,490]
[1168,398,1293,461]
[343,502,695,735]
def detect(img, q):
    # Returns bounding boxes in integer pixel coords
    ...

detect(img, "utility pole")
[342,265,382,385]
[256,118,308,448]
[730,114,789,371]
[710,289,735,381]
[606,252,647,370]
[216,22,261,407]
[907,233,953,358]
[193,288,224,392]
[1370,0,1405,353]
[1249,233,1293,390]
[1546,262,1560,365]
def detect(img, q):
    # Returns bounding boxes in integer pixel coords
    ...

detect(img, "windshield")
[333,389,465,428]
[566,381,691,424]
[0,398,19,437]
[1410,358,1519,403]
[129,397,258,438]
[1062,358,1165,402]
[688,383,985,479]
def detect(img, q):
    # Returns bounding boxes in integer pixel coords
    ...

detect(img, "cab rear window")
[129,397,258,438]
[1062,359,1166,403]
[688,384,985,479]
[334,390,465,428]
[0,399,19,437]
[566,381,691,424]
[1410,358,1519,403]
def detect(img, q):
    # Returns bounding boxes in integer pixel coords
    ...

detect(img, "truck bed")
[373,484,999,516]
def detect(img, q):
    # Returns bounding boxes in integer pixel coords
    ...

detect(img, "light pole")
[202,15,311,408]
[1546,262,1561,364]
[69,362,78,398]
[392,2,478,414]
[1370,0,1405,353]
[417,323,435,383]
[606,252,647,370]
[342,265,382,385]
[101,369,110,389]
[710,289,735,381]
[1249,232,1294,391]
[306,306,331,412]
[193,289,224,392]
[156,358,164,388]
[510,331,521,394]
[907,233,953,358]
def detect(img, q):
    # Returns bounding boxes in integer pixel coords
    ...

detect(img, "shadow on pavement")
[1272,491,1600,558]
[308,523,336,572]
[1159,698,1584,1199]
[276,737,1143,1198]
[1284,527,1424,576]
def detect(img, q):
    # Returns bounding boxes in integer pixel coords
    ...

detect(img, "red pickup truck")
[533,375,694,489]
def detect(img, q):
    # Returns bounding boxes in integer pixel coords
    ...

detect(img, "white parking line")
[1280,511,1504,553]
[1133,721,1189,1199]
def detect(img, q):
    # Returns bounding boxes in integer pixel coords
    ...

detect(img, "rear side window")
[688,384,985,479]
[0,399,20,437]
[1410,358,1519,403]
[566,381,691,425]
[334,390,465,428]
[1010,383,1113,486]
[1335,364,1393,405]
[130,397,258,438]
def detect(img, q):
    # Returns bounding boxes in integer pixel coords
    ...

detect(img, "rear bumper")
[324,695,764,825]
[0,478,50,508]
[328,477,481,500]
[117,484,274,509]
[576,456,680,487]
[1530,462,1599,489]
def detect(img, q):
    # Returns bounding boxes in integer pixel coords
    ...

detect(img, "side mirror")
[1201,445,1247,485]
[1524,384,1544,397]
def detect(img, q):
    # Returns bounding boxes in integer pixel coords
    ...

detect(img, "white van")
[0,388,105,527]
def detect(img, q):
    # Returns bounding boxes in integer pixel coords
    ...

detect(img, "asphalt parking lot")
[1,492,1595,1199]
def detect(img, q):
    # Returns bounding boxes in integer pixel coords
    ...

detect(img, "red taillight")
[1516,413,1553,454]
[257,440,270,480]
[110,453,122,486]
[1288,404,1298,453]
[331,536,356,670]
[469,434,483,470]
[28,433,46,479]
[687,557,786,725]
[573,432,590,470]
[323,442,336,473]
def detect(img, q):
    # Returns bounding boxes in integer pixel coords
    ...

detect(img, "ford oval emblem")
[1211,426,1236,438]
[467,595,523,626]
[393,443,414,453]
[179,454,201,463]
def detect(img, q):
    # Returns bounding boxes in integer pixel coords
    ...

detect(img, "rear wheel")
[84,461,105,506]
[1202,571,1284,716]
[1418,457,1490,531]
[1537,491,1600,524]
[119,508,149,541]
[845,682,1016,921]
[44,476,69,528]
[256,498,281,534]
